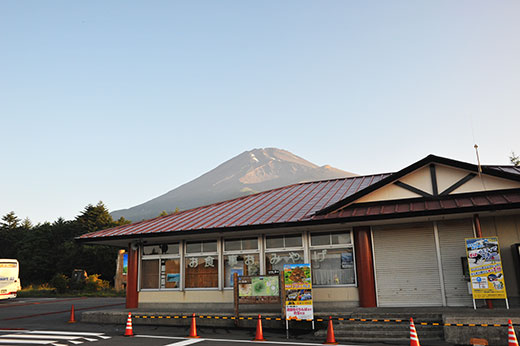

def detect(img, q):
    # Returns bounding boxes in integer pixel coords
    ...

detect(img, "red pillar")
[354,226,377,307]
[126,244,139,309]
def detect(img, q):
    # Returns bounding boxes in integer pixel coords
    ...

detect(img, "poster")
[284,263,313,321]
[465,237,507,300]
[238,275,279,298]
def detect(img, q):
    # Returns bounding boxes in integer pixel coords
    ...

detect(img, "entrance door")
[372,223,443,307]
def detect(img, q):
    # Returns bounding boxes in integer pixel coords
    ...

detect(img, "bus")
[0,259,21,300]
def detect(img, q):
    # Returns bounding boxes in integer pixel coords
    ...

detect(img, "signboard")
[237,275,280,304]
[284,263,313,321]
[465,237,507,299]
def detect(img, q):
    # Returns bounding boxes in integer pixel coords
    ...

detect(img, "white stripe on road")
[136,334,359,346]
[1,333,83,340]
[163,339,205,346]
[26,331,107,337]
[0,339,58,344]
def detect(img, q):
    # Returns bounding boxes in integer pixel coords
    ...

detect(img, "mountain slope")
[111,148,356,222]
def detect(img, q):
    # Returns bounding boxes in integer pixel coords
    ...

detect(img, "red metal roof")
[79,174,391,240]
[313,189,520,221]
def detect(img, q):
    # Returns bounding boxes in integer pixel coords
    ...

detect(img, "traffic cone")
[124,312,134,337]
[67,305,76,323]
[508,320,519,346]
[253,314,266,341]
[324,316,338,345]
[187,313,200,338]
[410,318,420,346]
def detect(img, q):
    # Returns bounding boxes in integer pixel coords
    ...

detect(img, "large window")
[185,240,218,288]
[224,237,260,287]
[265,234,304,273]
[140,243,180,290]
[310,231,355,286]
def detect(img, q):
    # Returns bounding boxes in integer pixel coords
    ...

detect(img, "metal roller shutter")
[373,223,443,307]
[437,219,474,306]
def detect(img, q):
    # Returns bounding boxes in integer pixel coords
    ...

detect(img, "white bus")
[0,259,21,300]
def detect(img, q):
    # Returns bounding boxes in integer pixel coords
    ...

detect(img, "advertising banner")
[283,263,313,321]
[465,237,507,299]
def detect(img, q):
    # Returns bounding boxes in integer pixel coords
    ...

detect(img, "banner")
[284,263,313,320]
[465,237,507,299]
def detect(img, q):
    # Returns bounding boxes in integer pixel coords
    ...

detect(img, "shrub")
[49,274,69,293]
[85,274,109,292]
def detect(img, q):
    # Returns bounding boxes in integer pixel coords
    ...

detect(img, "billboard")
[465,237,507,300]
[284,263,313,321]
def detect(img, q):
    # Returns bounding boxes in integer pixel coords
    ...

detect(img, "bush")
[84,274,109,292]
[49,274,69,294]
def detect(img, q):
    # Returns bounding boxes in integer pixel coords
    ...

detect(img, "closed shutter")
[373,223,443,307]
[437,220,474,306]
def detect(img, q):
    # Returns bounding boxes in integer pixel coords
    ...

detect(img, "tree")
[510,152,520,166]
[1,211,20,229]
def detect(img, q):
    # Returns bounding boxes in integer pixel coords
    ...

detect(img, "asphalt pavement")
[0,297,370,346]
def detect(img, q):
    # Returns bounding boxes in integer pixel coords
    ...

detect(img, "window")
[140,243,180,290]
[223,238,260,287]
[265,234,304,273]
[310,231,355,286]
[185,240,218,288]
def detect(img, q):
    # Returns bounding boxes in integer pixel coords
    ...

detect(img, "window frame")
[308,230,357,287]
[222,237,261,289]
[184,240,220,290]
[140,243,181,291]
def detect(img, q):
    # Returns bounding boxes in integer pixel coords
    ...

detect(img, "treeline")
[0,202,130,286]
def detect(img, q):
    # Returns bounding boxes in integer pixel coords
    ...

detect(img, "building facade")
[79,155,520,310]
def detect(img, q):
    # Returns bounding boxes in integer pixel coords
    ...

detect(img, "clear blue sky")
[1,1,519,224]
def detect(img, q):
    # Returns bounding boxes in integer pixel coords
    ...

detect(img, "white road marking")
[136,334,359,346]
[1,333,83,340]
[0,339,58,344]
[26,331,107,337]
[163,339,205,346]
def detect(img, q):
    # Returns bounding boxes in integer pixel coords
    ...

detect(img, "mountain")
[110,148,356,222]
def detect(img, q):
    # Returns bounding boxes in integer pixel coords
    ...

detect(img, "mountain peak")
[111,148,356,222]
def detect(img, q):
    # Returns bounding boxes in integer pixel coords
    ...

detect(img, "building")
[78,155,520,310]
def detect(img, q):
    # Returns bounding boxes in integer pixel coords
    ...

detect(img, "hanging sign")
[465,237,507,299]
[283,263,313,320]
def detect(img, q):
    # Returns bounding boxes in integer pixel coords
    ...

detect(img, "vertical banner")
[283,263,313,320]
[465,237,507,299]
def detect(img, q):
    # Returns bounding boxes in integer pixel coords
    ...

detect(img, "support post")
[126,243,139,309]
[353,226,377,307]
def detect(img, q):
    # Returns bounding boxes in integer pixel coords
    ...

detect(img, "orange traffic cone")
[508,320,519,346]
[124,312,134,337]
[410,318,420,346]
[324,316,338,345]
[188,313,200,338]
[253,314,266,341]
[67,305,76,323]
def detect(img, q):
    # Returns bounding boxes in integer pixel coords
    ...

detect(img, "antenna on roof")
[474,144,482,175]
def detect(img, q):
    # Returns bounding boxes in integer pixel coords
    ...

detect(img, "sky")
[1,1,519,224]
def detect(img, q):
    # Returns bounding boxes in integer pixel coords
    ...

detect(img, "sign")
[284,263,313,320]
[465,237,507,299]
[237,275,280,303]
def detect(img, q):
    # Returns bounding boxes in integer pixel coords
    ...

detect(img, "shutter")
[373,223,443,307]
[437,219,474,306]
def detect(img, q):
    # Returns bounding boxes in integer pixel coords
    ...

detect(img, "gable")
[355,164,520,204]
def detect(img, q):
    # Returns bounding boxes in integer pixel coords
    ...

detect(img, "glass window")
[242,238,258,250]
[162,259,180,288]
[202,240,217,253]
[141,259,159,289]
[224,254,260,287]
[224,238,258,251]
[186,242,202,253]
[266,234,302,249]
[143,245,161,256]
[310,231,354,286]
[224,239,241,251]
[186,240,217,253]
[185,256,218,288]
[265,251,305,273]
[143,243,179,255]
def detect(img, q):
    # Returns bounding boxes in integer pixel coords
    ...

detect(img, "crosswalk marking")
[0,330,110,345]
[163,339,205,346]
